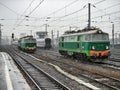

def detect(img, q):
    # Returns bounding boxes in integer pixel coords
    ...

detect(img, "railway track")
[1,46,70,90]
[107,48,120,68]
[103,59,120,69]
[6,45,120,89]
[32,49,120,90]
[41,49,120,69]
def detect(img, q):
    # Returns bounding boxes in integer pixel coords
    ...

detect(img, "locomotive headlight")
[106,46,109,49]
[92,46,95,50]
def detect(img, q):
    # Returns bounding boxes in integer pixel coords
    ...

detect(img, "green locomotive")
[18,35,37,52]
[58,27,110,61]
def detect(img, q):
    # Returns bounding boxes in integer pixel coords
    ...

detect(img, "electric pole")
[115,33,117,44]
[51,30,54,48]
[30,30,32,36]
[0,24,1,45]
[45,24,48,36]
[57,30,59,40]
[119,33,120,44]
[112,23,114,48]
[51,30,54,40]
[69,26,71,31]
[88,3,91,30]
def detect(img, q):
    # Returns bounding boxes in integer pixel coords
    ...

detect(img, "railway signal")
[12,33,14,39]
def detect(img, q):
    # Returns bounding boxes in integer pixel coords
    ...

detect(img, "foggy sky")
[0,0,120,39]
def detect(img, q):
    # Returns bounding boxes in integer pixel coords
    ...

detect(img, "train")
[58,27,111,62]
[18,35,37,52]
[36,38,52,49]
[35,31,52,49]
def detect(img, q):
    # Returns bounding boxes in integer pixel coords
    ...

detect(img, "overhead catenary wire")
[15,0,45,28]
[0,2,19,15]
[24,0,114,30]
[17,0,36,18]
[30,1,87,30]
[3,0,119,35]
[13,0,36,28]
[46,1,120,32]
[93,0,106,5]
[38,4,87,27]
[91,2,120,14]
[20,0,80,30]
[52,3,120,29]
[28,0,79,20]
[64,2,120,21]
[46,0,80,16]
[28,0,44,16]
[29,0,105,20]
[92,10,120,19]
[39,1,105,27]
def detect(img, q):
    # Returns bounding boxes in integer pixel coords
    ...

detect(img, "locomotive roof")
[20,35,33,39]
[61,29,108,37]
[19,35,36,41]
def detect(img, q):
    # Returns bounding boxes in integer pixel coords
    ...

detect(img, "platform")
[0,52,31,90]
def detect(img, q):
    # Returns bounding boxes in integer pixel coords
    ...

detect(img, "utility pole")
[112,23,114,48]
[0,24,1,45]
[88,3,91,30]
[51,30,54,40]
[119,33,120,44]
[115,33,117,44]
[45,24,48,36]
[51,30,54,48]
[69,26,71,31]
[30,30,32,36]
[57,30,59,40]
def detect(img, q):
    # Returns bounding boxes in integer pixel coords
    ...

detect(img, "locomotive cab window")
[85,34,91,41]
[77,36,80,41]
[62,37,64,41]
[77,35,82,41]
[91,34,109,41]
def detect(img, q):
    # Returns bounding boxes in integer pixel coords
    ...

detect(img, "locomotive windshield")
[91,34,109,41]
[85,33,109,41]
[24,39,36,43]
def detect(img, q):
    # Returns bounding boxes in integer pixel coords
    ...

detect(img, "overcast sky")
[0,0,120,39]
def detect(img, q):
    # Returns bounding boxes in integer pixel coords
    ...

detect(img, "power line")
[59,5,87,19]
[46,0,105,19]
[9,1,120,33]
[47,0,79,16]
[31,3,87,30]
[0,18,27,21]
[31,0,105,29]
[15,0,44,28]
[92,2,120,14]
[93,0,106,5]
[92,10,120,19]
[42,4,87,26]
[19,0,36,17]
[26,0,80,21]
[13,0,36,28]
[61,2,120,23]
[28,0,44,16]
[0,2,19,15]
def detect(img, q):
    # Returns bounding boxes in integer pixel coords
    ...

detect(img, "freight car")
[58,27,110,62]
[18,35,37,52]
